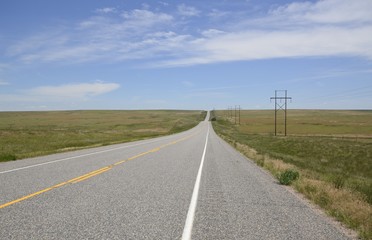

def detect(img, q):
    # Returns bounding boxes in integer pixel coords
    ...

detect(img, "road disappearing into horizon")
[0,112,351,239]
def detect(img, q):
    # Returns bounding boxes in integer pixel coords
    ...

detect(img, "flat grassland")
[0,110,206,162]
[213,110,372,239]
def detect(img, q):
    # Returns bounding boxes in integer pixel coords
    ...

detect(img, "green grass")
[220,109,372,135]
[0,110,206,161]
[213,110,372,239]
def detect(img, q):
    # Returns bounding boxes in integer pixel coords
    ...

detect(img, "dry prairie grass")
[296,178,371,239]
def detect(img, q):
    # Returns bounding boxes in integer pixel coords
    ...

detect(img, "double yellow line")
[0,134,195,209]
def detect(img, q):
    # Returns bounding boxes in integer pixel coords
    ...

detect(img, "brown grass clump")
[296,178,371,239]
[235,141,293,174]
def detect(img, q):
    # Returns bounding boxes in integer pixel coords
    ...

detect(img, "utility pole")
[234,105,237,125]
[228,105,241,125]
[239,105,241,125]
[270,90,292,136]
[232,105,241,125]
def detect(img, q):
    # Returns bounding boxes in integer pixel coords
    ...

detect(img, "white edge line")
[182,123,209,240]
[0,136,174,175]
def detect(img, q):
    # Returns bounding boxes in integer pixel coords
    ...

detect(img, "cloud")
[7,31,69,57]
[0,63,9,72]
[121,9,173,25]
[177,4,200,17]
[182,81,194,87]
[26,82,120,99]
[8,8,175,64]
[161,26,372,66]
[201,29,225,38]
[0,81,120,110]
[158,0,372,66]
[270,0,372,24]
[5,0,372,67]
[0,80,9,85]
[158,1,169,7]
[207,9,229,18]
[95,7,116,14]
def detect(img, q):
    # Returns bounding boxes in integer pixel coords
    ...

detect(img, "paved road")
[0,113,351,239]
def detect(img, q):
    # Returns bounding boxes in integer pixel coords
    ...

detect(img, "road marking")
[69,167,112,184]
[182,124,210,240]
[0,135,179,175]
[0,133,197,209]
[0,183,66,209]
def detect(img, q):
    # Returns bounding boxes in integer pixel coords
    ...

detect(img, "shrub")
[0,154,17,162]
[279,169,299,185]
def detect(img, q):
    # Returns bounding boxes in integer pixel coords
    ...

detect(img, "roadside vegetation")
[0,110,206,161]
[212,110,372,239]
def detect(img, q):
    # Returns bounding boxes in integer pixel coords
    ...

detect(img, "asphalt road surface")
[0,113,352,239]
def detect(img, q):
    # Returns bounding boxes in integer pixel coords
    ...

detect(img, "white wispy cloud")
[95,7,116,14]
[7,81,120,110]
[270,0,372,24]
[7,31,69,57]
[201,29,225,38]
[8,8,175,64]
[0,81,120,108]
[0,63,10,72]
[159,0,372,66]
[5,0,372,67]
[26,82,120,99]
[121,9,173,26]
[182,81,194,87]
[0,80,9,85]
[161,26,372,66]
[158,1,169,7]
[207,9,229,18]
[177,4,200,17]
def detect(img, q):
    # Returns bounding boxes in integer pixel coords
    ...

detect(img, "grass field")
[0,110,206,161]
[212,110,372,239]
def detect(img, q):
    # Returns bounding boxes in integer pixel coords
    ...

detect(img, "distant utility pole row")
[270,90,292,136]
[227,105,241,125]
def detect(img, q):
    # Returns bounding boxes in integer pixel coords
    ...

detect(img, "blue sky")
[0,0,371,111]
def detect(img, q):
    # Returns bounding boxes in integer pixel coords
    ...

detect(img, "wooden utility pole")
[270,90,292,136]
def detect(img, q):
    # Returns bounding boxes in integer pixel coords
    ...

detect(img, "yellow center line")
[113,160,127,166]
[71,167,111,184]
[0,132,199,210]
[67,167,112,184]
[150,147,161,153]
